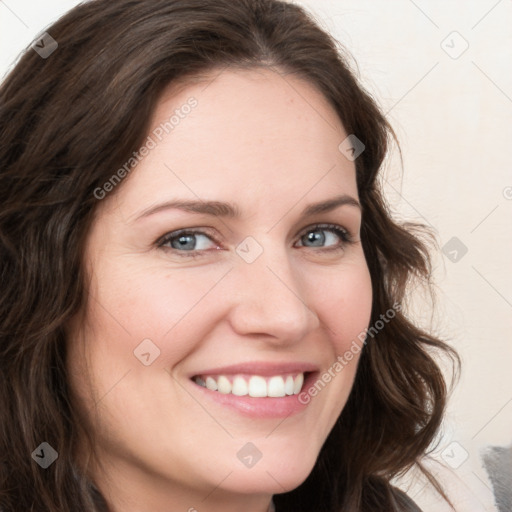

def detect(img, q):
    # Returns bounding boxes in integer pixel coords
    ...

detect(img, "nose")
[227,243,320,345]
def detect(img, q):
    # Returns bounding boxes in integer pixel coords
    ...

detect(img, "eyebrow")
[134,194,361,221]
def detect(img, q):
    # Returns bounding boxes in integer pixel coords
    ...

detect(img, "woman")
[0,0,459,510]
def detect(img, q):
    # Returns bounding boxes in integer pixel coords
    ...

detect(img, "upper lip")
[190,361,319,378]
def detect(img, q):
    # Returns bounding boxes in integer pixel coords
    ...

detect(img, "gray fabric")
[482,444,512,512]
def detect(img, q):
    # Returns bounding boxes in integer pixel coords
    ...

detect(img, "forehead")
[108,67,358,218]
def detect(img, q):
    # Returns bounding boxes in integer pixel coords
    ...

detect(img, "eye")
[295,224,353,250]
[156,223,354,258]
[157,229,220,254]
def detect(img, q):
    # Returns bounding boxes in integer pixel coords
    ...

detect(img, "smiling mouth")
[192,372,306,398]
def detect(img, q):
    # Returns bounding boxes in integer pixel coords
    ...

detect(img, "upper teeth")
[194,373,304,397]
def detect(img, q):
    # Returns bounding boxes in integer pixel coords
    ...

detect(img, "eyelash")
[156,223,355,258]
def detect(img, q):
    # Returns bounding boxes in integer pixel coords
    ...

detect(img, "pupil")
[174,234,195,250]
[306,231,324,246]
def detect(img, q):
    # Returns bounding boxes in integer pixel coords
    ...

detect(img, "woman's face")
[68,68,372,511]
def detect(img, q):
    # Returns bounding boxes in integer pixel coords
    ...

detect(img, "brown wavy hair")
[0,0,459,510]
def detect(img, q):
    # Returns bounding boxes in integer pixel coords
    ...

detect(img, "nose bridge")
[228,237,319,341]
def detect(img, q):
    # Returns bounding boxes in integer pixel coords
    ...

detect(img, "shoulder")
[391,486,423,512]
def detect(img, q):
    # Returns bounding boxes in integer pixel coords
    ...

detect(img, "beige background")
[1,1,511,510]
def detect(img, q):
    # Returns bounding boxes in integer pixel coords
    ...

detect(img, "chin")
[218,448,319,495]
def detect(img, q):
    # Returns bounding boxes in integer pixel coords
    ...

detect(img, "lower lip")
[189,373,317,419]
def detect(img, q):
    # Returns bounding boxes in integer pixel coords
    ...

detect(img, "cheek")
[92,262,223,333]
[294,258,371,443]
[66,264,231,440]
[310,259,373,352]
[79,260,232,374]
